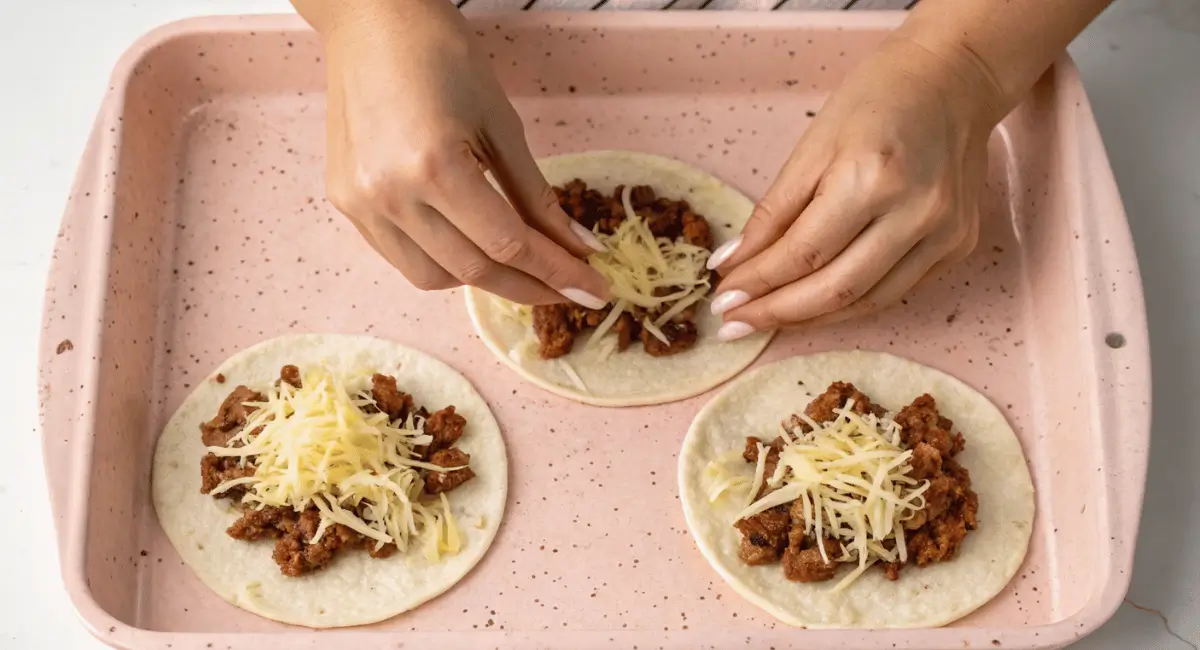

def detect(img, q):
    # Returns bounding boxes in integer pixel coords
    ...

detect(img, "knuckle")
[852,295,878,315]
[748,263,776,293]
[400,141,477,188]
[856,153,889,190]
[456,258,497,285]
[537,258,572,288]
[403,147,451,186]
[326,182,357,216]
[745,203,778,233]
[823,158,865,195]
[482,234,531,266]
[536,183,561,215]
[407,273,456,292]
[923,185,958,225]
[783,236,828,275]
[827,282,862,309]
[350,166,405,214]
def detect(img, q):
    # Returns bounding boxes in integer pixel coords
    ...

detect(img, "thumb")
[485,118,607,259]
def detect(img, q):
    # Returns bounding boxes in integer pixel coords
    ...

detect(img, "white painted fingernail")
[717,321,756,342]
[561,287,607,310]
[707,235,743,270]
[710,290,751,315]
[570,221,606,253]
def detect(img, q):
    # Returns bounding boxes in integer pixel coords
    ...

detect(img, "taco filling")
[708,381,979,591]
[528,180,716,360]
[200,364,475,577]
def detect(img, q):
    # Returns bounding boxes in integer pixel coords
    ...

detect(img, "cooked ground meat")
[371,373,414,422]
[199,385,264,447]
[734,505,791,565]
[199,453,255,498]
[614,312,637,351]
[279,364,301,388]
[422,406,465,458]
[782,529,841,583]
[226,505,292,541]
[640,320,699,357]
[895,394,965,457]
[681,211,714,249]
[908,441,944,480]
[533,303,578,359]
[782,381,886,436]
[226,504,401,577]
[742,435,785,499]
[735,382,980,584]
[531,179,717,360]
[424,448,476,494]
[201,372,470,576]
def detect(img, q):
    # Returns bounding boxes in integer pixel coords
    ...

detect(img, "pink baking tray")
[37,12,1150,650]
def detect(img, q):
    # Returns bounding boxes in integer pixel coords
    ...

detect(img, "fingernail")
[710,290,751,315]
[561,287,608,310]
[707,235,743,270]
[717,321,756,342]
[570,221,606,253]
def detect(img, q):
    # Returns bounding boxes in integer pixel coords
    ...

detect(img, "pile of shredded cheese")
[497,185,713,383]
[706,399,931,591]
[207,366,463,562]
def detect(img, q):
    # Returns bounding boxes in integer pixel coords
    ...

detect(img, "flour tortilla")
[151,334,508,628]
[678,350,1035,628]
[465,150,773,407]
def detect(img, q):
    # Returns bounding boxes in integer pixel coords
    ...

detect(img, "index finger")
[424,146,612,306]
[709,138,833,273]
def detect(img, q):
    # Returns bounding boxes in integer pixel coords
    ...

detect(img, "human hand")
[315,0,610,308]
[707,37,999,340]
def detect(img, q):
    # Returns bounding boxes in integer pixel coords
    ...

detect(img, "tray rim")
[36,12,1150,650]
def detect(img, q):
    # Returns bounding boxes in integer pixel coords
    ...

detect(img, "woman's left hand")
[707,37,1000,341]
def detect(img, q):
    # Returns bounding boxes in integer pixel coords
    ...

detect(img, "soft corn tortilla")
[678,350,1035,628]
[151,333,508,628]
[465,150,773,407]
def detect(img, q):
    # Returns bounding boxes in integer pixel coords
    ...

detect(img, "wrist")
[292,0,405,42]
[875,35,1009,136]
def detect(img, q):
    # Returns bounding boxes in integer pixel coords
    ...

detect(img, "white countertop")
[1,1,1196,648]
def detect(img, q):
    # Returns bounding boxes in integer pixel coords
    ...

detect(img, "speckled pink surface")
[37,12,1150,650]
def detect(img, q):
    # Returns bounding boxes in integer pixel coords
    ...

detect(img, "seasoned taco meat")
[370,373,415,422]
[533,303,578,359]
[742,435,785,499]
[531,179,717,360]
[200,385,264,447]
[782,530,841,583]
[734,382,980,584]
[734,505,791,565]
[226,505,291,541]
[201,371,473,576]
[895,394,965,457]
[781,381,886,437]
[199,453,255,498]
[422,405,466,458]
[641,320,699,357]
[424,448,476,494]
[279,364,301,388]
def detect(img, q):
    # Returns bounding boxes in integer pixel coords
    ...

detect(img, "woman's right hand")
[299,0,611,308]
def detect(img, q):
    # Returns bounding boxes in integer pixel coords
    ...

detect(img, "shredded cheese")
[588,186,712,315]
[495,186,714,358]
[587,298,630,347]
[207,365,464,559]
[558,359,589,393]
[706,399,930,592]
[641,317,671,346]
